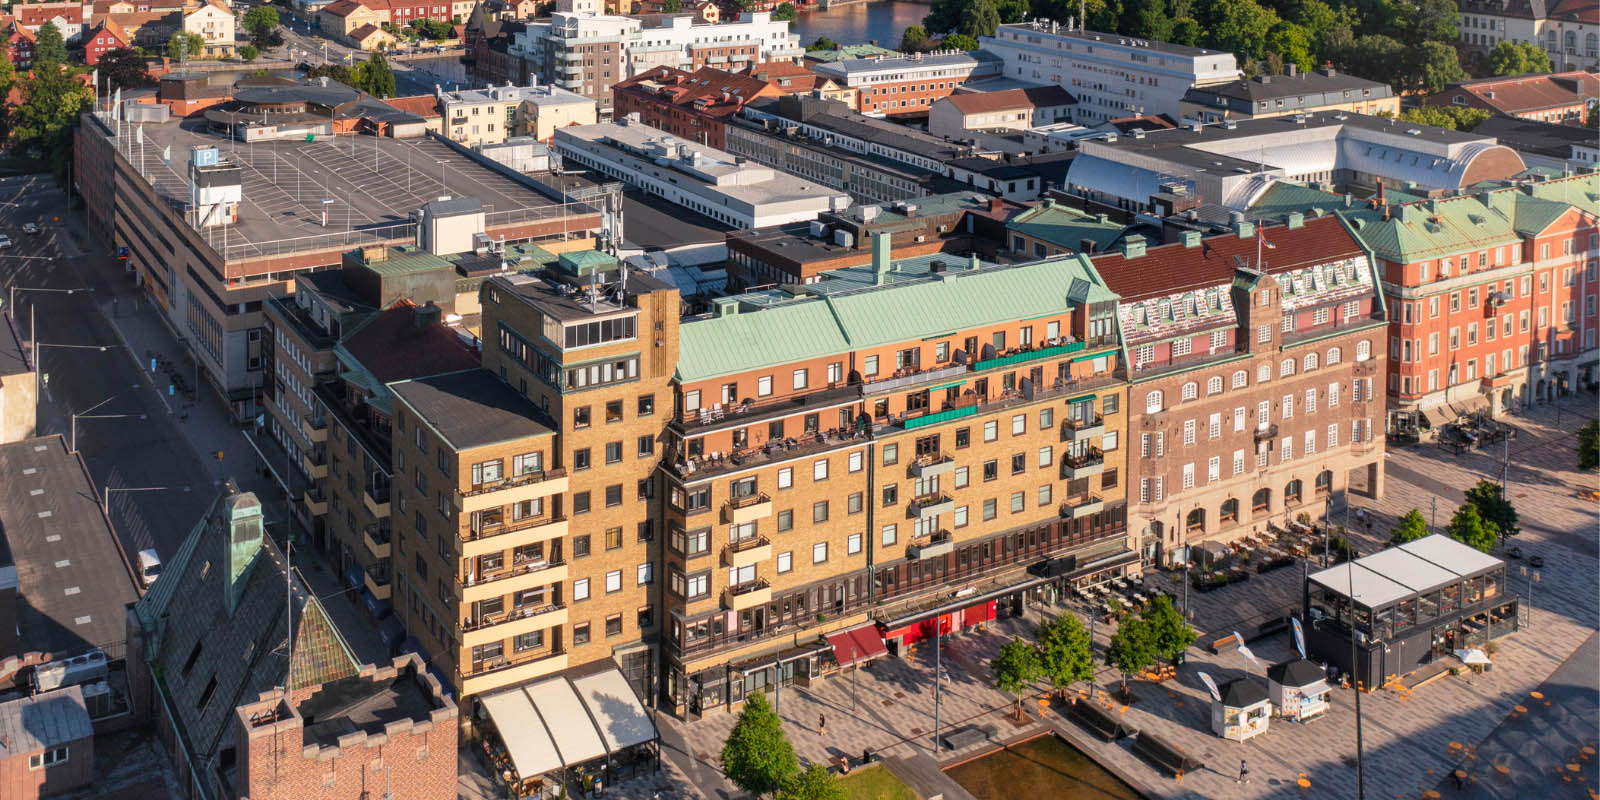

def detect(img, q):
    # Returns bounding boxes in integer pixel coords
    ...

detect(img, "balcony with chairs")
[459,558,569,604]
[908,452,956,478]
[461,647,569,697]
[1061,448,1105,480]
[723,536,772,569]
[909,492,955,519]
[461,601,568,648]
[461,514,569,559]
[723,578,771,611]
[723,493,773,525]
[1060,494,1105,520]
[456,468,569,514]
[907,530,954,561]
[1060,414,1106,442]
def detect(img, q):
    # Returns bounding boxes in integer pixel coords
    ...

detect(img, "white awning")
[1397,535,1502,577]
[1455,648,1491,666]
[572,668,658,751]
[526,677,607,766]
[1308,563,1414,607]
[480,687,562,779]
[1299,679,1332,698]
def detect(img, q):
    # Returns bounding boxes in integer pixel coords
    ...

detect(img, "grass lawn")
[838,764,920,800]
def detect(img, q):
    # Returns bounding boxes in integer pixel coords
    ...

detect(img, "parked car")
[22,222,39,234]
[0,235,13,248]
[137,548,163,588]
[1527,554,1544,568]
[1506,545,1523,559]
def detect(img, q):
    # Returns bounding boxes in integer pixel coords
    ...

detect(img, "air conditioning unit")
[915,235,926,242]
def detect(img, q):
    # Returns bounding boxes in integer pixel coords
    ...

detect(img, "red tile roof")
[945,86,1077,115]
[320,0,367,17]
[382,94,441,119]
[614,65,780,118]
[1090,214,1365,302]
[1437,71,1600,115]
[342,301,479,385]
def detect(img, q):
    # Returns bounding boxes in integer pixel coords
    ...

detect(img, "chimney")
[967,252,981,270]
[988,196,1004,213]
[872,232,891,285]
[1122,235,1146,258]
[1286,211,1304,229]
[1287,62,1297,77]
[1181,230,1201,248]
[414,300,443,329]
[1375,177,1386,207]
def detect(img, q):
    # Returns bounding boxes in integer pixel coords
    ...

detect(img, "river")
[786,1,930,50]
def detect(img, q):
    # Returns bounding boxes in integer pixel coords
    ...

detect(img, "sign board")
[190,145,219,168]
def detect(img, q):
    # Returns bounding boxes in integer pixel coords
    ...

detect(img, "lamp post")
[1521,566,1540,629]
[32,325,111,425]
[71,394,147,453]
[103,484,170,514]
[1347,547,1366,800]
[932,615,942,754]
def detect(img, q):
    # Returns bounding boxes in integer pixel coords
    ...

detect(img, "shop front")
[880,596,1001,657]
[1026,546,1141,606]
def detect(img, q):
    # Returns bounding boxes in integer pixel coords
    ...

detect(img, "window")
[1280,359,1295,377]
[574,406,592,428]
[638,394,655,416]
[1145,390,1164,413]
[1182,463,1195,489]
[1327,423,1339,449]
[1011,453,1026,474]
[1182,419,1196,445]
[1010,492,1025,513]
[882,444,898,466]
[605,614,623,637]
[954,467,969,488]
[792,368,808,390]
[882,484,899,507]
[605,570,622,593]
[1207,376,1222,395]
[1281,394,1294,419]
[1356,340,1371,361]
[813,459,829,481]
[777,551,793,573]
[1232,370,1248,388]
[847,533,862,555]
[573,448,591,471]
[1207,456,1219,482]
[1258,364,1271,384]
[1011,414,1026,435]
[777,467,793,489]
[881,524,897,547]
[982,499,997,520]
[983,460,998,481]
[813,542,828,563]
[1208,413,1221,440]
[756,375,773,396]
[605,441,623,464]
[573,622,591,645]
[29,746,69,770]
[574,577,590,601]
[1305,388,1317,415]
[1327,347,1341,365]
[813,501,829,523]
[983,421,998,442]
[1232,449,1245,475]
[1181,382,1197,401]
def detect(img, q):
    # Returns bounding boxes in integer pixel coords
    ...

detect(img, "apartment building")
[553,118,852,229]
[980,20,1240,125]
[610,65,784,149]
[73,89,603,421]
[659,238,1132,715]
[181,0,232,57]
[1425,71,1599,126]
[928,86,1078,140]
[1252,175,1599,421]
[438,83,596,147]
[1457,0,1598,72]
[811,50,1003,116]
[1093,215,1388,566]
[1178,65,1399,123]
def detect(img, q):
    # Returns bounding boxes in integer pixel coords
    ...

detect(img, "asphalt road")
[0,177,220,568]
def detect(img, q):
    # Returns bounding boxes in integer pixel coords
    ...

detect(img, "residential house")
[610,66,784,149]
[928,86,1078,140]
[1425,71,1600,125]
[1178,65,1400,123]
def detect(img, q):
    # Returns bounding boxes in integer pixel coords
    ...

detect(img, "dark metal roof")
[1220,677,1269,706]
[1266,658,1327,687]
[390,370,553,450]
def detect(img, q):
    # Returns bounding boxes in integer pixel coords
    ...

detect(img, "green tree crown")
[778,762,845,800]
[1389,508,1430,545]
[1446,503,1498,553]
[721,691,800,799]
[1140,595,1196,662]
[1036,613,1095,691]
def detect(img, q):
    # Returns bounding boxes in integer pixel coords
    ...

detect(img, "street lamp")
[1520,566,1540,629]
[71,394,147,452]
[32,330,112,424]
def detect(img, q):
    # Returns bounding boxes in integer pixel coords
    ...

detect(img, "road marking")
[37,510,51,518]
[22,468,36,475]
[46,535,60,542]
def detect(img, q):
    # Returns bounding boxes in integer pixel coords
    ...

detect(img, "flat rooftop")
[390,370,553,451]
[102,114,575,264]
[989,22,1229,59]
[0,436,139,658]
[298,662,445,748]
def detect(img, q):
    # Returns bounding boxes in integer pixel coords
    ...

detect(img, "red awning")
[827,625,887,667]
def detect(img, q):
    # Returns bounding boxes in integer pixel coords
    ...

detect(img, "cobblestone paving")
[649,397,1599,800]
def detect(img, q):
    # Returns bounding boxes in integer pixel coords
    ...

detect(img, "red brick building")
[1426,71,1600,126]
[611,65,783,149]
[82,19,130,65]
[5,24,35,69]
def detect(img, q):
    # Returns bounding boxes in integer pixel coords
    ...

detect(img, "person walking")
[1237,759,1250,784]
[818,713,826,736]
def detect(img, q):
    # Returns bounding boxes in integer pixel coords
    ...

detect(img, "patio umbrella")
[1455,648,1492,666]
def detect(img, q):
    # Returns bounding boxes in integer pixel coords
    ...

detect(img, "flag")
[1291,616,1307,660]
[1234,632,1264,671]
[136,125,144,145]
[162,145,171,164]
[1196,671,1221,702]
[1262,239,1277,249]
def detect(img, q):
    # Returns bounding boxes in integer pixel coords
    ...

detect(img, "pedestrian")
[1237,759,1249,784]
[818,713,826,736]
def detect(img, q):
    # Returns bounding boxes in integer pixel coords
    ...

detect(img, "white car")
[22,222,38,234]
[0,235,13,248]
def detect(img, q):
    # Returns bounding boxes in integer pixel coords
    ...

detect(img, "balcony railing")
[463,514,566,543]
[468,646,567,677]
[364,522,391,544]
[907,530,954,560]
[1063,448,1104,469]
[727,493,770,511]
[861,363,969,395]
[727,578,770,598]
[461,602,566,633]
[727,535,771,554]
[909,492,955,517]
[909,453,955,478]
[458,468,567,502]
[972,339,1087,372]
[459,558,566,590]
[303,413,328,432]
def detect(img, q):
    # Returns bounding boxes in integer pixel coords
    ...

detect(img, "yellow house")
[350,22,396,50]
[319,0,386,39]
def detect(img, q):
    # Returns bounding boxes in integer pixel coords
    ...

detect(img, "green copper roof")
[560,249,618,276]
[1007,202,1131,253]
[806,44,900,62]
[360,245,456,277]
[676,255,1118,382]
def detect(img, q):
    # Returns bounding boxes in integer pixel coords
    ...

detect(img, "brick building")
[610,66,783,150]
[231,655,457,800]
[1425,71,1600,126]
[0,686,93,799]
[1093,215,1387,566]
[811,50,1003,116]
[82,18,131,65]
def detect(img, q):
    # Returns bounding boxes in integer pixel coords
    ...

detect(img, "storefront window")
[1464,575,1484,605]
[1373,606,1394,639]
[1417,591,1439,620]
[1394,598,1416,631]
[1483,570,1501,601]
[1354,603,1371,629]
[1440,582,1460,614]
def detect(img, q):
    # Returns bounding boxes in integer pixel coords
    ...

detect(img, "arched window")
[1145,390,1164,414]
[1220,498,1239,523]
[1304,353,1319,372]
[1326,347,1342,365]
[1232,370,1248,388]
[1564,30,1576,51]
[1587,33,1598,54]
[1207,376,1223,395]
[1181,382,1198,401]
[1356,340,1371,361]
[1316,470,1333,495]
[1280,358,1295,377]
[1186,508,1206,532]
[1284,479,1303,504]
[1258,364,1271,383]
[1252,488,1271,513]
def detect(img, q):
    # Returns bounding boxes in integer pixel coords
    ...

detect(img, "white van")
[137,549,163,589]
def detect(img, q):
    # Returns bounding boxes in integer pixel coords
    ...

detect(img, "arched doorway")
[1501,388,1513,412]
[1315,470,1333,497]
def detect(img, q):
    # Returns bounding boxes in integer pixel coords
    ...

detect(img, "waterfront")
[787,0,928,49]
[944,734,1144,800]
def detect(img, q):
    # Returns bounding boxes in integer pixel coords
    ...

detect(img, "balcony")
[301,488,328,517]
[363,522,391,559]
[1060,494,1105,520]
[899,403,978,430]
[1253,423,1280,442]
[457,468,569,514]
[862,363,969,396]
[907,530,954,560]
[723,536,772,569]
[908,492,955,519]
[1061,448,1105,480]
[723,578,771,611]
[362,483,391,519]
[459,559,568,604]
[972,339,1087,372]
[300,450,328,481]
[461,649,568,697]
[908,453,956,478]
[363,570,391,601]
[723,493,773,525]
[461,602,568,648]
[1060,414,1106,442]
[301,413,328,443]
[461,515,569,559]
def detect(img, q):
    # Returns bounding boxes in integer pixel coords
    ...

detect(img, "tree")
[1388,508,1430,545]
[1035,613,1094,696]
[1403,0,1458,45]
[778,763,845,800]
[244,5,280,44]
[1199,0,1280,64]
[901,24,930,53]
[662,0,682,10]
[33,22,67,66]
[12,64,92,181]
[1266,21,1315,73]
[1485,40,1552,75]
[957,0,1001,38]
[363,51,395,98]
[167,31,206,62]
[98,48,154,90]
[1580,419,1599,470]
[240,44,260,61]
[1464,480,1519,539]
[995,0,1031,23]
[1395,105,1490,130]
[993,636,1042,719]
[721,692,799,799]
[772,2,798,20]
[923,0,962,35]
[1121,0,1174,42]
[805,36,837,52]
[1140,595,1196,663]
[1331,33,1405,83]
[941,33,981,50]
[1446,503,1498,553]
[0,35,16,96]
[1402,40,1467,93]
[1104,616,1156,696]
[1290,0,1358,58]
[1169,16,1202,45]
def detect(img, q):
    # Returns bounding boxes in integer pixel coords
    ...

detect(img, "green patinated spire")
[222,492,264,614]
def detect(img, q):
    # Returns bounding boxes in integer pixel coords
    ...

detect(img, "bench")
[938,725,992,750]
[1132,732,1203,778]
[1209,634,1240,655]
[1068,698,1131,742]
